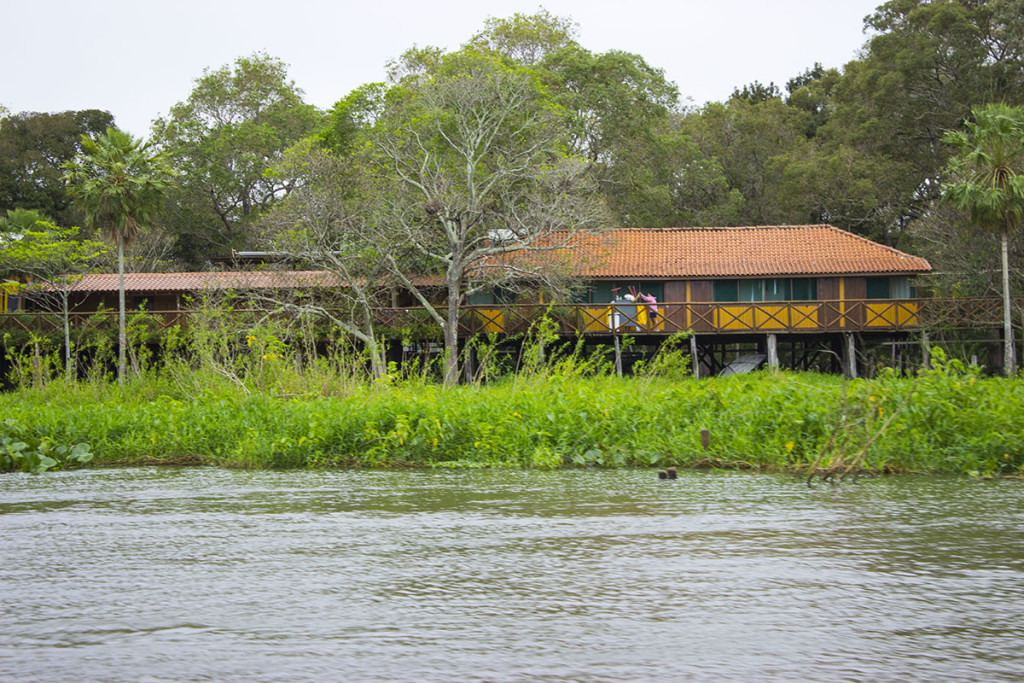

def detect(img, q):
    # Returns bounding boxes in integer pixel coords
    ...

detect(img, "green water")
[2,468,1023,681]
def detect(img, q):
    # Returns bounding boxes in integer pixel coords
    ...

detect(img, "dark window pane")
[764,278,789,301]
[866,278,890,299]
[714,280,738,302]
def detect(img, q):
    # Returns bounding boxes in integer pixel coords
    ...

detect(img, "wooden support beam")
[613,334,622,377]
[766,333,779,371]
[690,334,700,379]
[843,332,858,378]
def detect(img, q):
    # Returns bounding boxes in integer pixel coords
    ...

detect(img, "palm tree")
[943,104,1024,376]
[63,127,174,382]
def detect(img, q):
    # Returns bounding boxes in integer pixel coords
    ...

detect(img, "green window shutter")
[591,281,615,303]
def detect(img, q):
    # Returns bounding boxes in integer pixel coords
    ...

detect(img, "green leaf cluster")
[0,418,92,473]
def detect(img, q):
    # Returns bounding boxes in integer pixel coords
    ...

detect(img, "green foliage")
[63,126,175,383]
[942,103,1024,374]
[0,355,1020,477]
[942,104,1024,234]
[152,52,322,263]
[0,418,92,473]
[0,109,113,227]
[63,127,174,248]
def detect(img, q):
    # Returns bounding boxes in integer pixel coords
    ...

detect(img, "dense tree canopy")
[0,109,114,227]
[152,53,322,264]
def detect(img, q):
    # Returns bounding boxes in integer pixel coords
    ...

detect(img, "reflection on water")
[2,468,1023,681]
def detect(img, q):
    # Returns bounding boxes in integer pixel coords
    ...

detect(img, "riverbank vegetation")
[1,319,1021,477]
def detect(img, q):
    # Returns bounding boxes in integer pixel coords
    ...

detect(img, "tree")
[152,53,322,263]
[816,0,1024,244]
[466,9,579,65]
[63,127,174,382]
[402,11,689,230]
[682,97,816,226]
[261,139,397,379]
[366,51,609,385]
[0,110,114,226]
[942,103,1024,375]
[0,220,107,376]
[538,45,681,224]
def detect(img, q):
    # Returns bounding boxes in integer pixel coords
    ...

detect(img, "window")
[584,282,664,304]
[791,278,817,301]
[764,278,790,301]
[866,278,890,299]
[890,276,914,299]
[738,280,762,302]
[715,278,818,302]
[714,280,738,302]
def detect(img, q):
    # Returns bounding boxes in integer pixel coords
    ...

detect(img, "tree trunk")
[443,282,461,386]
[62,296,72,381]
[361,305,385,380]
[118,237,127,383]
[1002,230,1016,376]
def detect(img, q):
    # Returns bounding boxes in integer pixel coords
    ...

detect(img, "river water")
[2,468,1023,682]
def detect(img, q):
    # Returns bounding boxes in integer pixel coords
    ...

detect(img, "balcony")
[0,298,1009,339]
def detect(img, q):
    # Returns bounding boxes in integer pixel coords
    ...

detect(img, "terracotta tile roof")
[66,226,930,294]
[68,270,343,293]
[561,225,931,278]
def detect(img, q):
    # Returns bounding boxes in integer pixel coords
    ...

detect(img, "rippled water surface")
[2,468,1023,681]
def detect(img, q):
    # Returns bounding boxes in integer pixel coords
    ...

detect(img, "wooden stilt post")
[766,333,779,372]
[464,343,475,384]
[613,333,622,377]
[920,331,931,370]
[690,334,700,379]
[843,332,858,379]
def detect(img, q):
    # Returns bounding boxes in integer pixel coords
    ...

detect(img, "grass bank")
[2,354,1022,476]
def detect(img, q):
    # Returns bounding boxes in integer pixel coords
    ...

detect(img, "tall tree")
[152,53,322,263]
[942,103,1024,375]
[261,139,397,379]
[366,51,609,385]
[0,110,114,226]
[407,11,693,229]
[818,0,1024,243]
[683,96,816,226]
[63,128,174,382]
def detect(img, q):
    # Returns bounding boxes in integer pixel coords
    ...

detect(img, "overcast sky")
[3,0,882,138]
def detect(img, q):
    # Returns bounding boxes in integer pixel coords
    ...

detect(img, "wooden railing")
[0,298,1011,338]
[459,298,1009,335]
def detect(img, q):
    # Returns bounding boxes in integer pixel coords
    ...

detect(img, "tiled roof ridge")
[607,224,928,266]
[613,224,829,231]
[817,224,926,263]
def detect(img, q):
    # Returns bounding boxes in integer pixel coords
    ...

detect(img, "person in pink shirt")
[638,291,658,327]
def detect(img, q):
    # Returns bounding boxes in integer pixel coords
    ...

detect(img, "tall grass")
[2,357,1022,476]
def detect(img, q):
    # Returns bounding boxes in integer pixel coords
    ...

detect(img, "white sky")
[2,0,882,138]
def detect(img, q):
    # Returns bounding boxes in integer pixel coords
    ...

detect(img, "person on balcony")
[639,291,659,327]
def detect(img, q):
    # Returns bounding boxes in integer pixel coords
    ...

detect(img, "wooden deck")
[0,298,1009,338]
